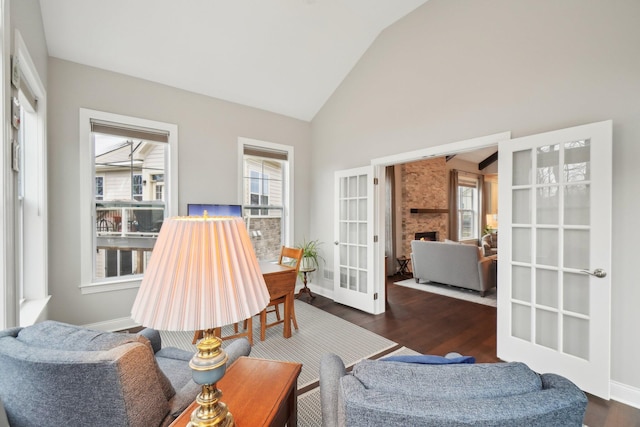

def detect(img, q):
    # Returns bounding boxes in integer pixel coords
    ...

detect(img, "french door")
[497,120,612,399]
[333,166,376,313]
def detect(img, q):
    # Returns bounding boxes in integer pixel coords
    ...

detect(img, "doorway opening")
[372,133,509,286]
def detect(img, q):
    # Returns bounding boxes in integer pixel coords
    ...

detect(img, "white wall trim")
[19,295,50,327]
[83,316,140,332]
[307,280,334,300]
[79,278,141,295]
[371,131,512,167]
[611,380,640,410]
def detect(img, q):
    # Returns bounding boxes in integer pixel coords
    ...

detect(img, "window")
[457,175,480,241]
[239,138,293,262]
[95,176,104,201]
[10,30,49,327]
[132,174,143,201]
[80,109,178,293]
[152,174,164,201]
[155,184,164,201]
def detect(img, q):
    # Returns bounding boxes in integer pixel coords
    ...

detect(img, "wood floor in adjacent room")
[311,274,640,427]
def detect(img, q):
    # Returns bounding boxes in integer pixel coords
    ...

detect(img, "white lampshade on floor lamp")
[132,215,270,427]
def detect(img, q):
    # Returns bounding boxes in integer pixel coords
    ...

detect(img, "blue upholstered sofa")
[320,353,587,426]
[0,321,250,427]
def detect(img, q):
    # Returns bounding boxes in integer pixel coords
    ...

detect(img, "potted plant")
[296,238,325,271]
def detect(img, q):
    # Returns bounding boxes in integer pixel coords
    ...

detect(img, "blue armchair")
[0,320,250,427]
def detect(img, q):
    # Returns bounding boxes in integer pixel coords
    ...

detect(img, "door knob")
[334,241,339,245]
[579,268,607,278]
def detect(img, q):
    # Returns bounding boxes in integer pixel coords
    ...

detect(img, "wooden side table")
[296,267,316,303]
[170,357,302,427]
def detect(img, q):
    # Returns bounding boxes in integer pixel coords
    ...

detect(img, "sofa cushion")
[16,321,176,401]
[351,360,542,399]
[381,354,475,364]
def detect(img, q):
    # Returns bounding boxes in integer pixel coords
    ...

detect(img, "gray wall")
[310,0,640,391]
[11,0,47,83]
[47,58,312,326]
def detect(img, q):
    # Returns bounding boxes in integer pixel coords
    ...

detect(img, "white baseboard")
[294,278,334,300]
[83,317,140,332]
[611,380,640,409]
[295,280,334,300]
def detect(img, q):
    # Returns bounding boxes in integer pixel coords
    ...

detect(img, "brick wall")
[247,217,282,261]
[400,157,449,258]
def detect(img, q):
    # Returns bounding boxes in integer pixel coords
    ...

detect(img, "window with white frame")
[240,139,293,262]
[12,30,49,327]
[79,109,178,293]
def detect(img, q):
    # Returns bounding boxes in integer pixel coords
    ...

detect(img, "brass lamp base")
[188,384,234,427]
[188,331,233,427]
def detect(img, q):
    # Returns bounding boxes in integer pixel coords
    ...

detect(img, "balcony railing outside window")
[95,200,164,280]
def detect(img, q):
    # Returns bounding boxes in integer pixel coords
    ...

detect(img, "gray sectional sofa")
[411,239,497,296]
[320,354,588,426]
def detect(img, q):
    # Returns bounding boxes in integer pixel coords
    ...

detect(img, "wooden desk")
[259,261,297,339]
[193,261,298,344]
[170,357,302,427]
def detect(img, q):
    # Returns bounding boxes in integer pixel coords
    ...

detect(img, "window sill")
[20,296,52,327]
[79,278,142,295]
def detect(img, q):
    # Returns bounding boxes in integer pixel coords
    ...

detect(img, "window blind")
[90,119,170,143]
[244,144,288,161]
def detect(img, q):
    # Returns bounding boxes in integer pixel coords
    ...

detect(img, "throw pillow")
[381,354,476,364]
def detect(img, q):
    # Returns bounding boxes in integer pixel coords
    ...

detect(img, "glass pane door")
[498,121,612,399]
[334,166,375,313]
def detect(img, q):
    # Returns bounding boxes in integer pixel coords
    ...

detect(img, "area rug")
[159,299,400,389]
[394,278,497,307]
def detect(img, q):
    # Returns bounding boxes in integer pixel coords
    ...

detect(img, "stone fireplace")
[400,157,449,258]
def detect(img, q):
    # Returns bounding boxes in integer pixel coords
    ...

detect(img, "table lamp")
[131,215,270,427]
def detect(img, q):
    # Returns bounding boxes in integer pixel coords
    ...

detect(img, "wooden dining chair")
[260,246,303,340]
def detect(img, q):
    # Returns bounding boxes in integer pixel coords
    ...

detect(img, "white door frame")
[371,131,512,308]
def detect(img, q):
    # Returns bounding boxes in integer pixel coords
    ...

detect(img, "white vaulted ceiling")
[39,0,428,121]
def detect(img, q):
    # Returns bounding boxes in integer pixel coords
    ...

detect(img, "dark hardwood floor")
[311,274,640,427]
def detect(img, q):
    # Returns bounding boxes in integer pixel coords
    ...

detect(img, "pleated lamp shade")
[131,216,270,331]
